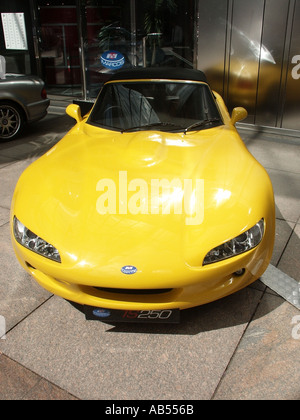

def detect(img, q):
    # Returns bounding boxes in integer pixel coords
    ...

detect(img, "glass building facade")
[1,0,300,131]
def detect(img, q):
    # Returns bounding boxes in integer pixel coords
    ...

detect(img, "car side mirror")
[231,107,248,125]
[66,104,82,124]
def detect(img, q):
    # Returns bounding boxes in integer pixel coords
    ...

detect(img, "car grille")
[94,287,173,295]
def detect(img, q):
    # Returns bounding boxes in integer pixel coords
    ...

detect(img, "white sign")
[1,13,28,50]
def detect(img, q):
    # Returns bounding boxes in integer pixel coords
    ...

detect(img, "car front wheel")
[0,102,24,140]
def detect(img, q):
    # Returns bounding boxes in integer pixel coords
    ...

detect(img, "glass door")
[37,0,81,96]
[81,0,195,100]
[137,0,195,69]
[81,0,133,98]
[36,0,196,100]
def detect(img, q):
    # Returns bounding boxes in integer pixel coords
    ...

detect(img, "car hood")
[12,123,273,282]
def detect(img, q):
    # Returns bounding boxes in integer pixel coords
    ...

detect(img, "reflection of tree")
[144,0,177,36]
[143,0,177,66]
[97,24,130,53]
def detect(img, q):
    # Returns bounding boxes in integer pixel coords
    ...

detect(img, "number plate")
[84,306,180,323]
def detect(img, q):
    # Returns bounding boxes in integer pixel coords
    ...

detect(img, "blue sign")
[101,50,125,70]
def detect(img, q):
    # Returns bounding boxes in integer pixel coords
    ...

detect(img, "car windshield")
[87,81,223,133]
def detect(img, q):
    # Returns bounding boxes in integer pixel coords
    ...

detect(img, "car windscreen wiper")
[184,118,222,134]
[121,122,183,133]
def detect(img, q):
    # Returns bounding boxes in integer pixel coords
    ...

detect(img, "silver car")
[0,73,50,140]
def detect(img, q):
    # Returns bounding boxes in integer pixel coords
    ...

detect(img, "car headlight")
[203,218,264,265]
[13,216,61,263]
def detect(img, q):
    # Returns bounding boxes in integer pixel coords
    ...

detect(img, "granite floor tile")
[213,293,300,400]
[242,135,300,174]
[0,353,40,400]
[0,156,18,169]
[268,170,300,223]
[278,223,300,282]
[0,223,51,331]
[0,207,10,227]
[0,288,264,400]
[271,219,296,267]
[0,353,77,400]
[23,378,78,400]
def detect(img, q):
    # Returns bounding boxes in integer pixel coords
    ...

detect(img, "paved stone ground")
[0,112,299,400]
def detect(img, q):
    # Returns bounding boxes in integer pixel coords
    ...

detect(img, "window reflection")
[83,0,195,98]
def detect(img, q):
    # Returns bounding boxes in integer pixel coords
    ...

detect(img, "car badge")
[121,265,138,274]
[92,308,111,318]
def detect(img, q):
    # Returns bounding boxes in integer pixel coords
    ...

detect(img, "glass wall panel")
[195,0,300,131]
[81,0,132,98]
[81,0,195,99]
[255,0,289,127]
[33,0,300,132]
[281,0,300,130]
[195,0,228,97]
[227,0,264,123]
[38,0,81,95]
[136,0,195,69]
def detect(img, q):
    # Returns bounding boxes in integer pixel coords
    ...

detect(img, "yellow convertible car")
[11,68,275,323]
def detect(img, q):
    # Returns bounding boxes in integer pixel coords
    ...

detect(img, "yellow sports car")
[11,68,275,323]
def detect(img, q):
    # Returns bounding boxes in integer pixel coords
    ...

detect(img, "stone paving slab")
[213,293,300,400]
[271,219,296,266]
[268,170,300,223]
[0,287,265,400]
[278,223,300,283]
[0,222,52,332]
[0,353,77,400]
[242,130,300,174]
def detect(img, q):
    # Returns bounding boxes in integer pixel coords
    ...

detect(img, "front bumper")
[12,237,271,310]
